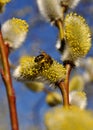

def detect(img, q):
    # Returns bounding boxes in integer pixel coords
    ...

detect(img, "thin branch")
[56,20,64,41]
[58,81,69,106]
[65,64,72,104]
[0,30,19,130]
[58,64,72,107]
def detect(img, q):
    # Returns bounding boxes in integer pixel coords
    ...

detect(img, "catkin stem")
[58,64,72,106]
[56,20,64,41]
[0,30,19,130]
[65,64,72,105]
[58,81,69,106]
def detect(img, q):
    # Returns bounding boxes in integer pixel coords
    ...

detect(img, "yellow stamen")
[10,18,29,34]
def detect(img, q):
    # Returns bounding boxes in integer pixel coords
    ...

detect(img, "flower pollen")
[11,18,28,34]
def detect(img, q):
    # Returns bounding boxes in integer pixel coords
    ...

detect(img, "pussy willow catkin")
[56,13,91,66]
[13,52,66,86]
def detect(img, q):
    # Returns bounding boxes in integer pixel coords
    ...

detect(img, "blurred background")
[0,0,93,129]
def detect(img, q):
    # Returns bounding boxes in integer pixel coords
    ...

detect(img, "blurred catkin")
[59,0,80,9]
[0,0,11,13]
[45,106,93,130]
[46,92,62,106]
[37,0,63,24]
[69,75,84,92]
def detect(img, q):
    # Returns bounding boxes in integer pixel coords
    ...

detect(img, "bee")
[34,51,53,66]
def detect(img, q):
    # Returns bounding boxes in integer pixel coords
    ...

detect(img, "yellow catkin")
[69,75,84,91]
[15,53,66,84]
[69,91,87,109]
[0,0,11,4]
[0,0,11,13]
[45,106,93,130]
[46,92,62,106]
[64,13,91,60]
[74,91,86,99]
[10,18,29,34]
[19,56,39,80]
[42,59,66,83]
[25,82,44,92]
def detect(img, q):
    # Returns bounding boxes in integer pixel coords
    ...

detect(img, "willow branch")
[0,30,19,130]
[58,64,72,107]
[58,81,68,106]
[56,20,64,41]
[65,64,72,105]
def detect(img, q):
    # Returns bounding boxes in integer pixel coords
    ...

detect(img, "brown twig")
[58,64,72,106]
[65,64,72,104]
[58,81,69,106]
[0,30,19,130]
[56,20,64,41]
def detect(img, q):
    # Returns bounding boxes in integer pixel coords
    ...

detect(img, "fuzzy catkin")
[45,106,93,130]
[59,0,80,9]
[13,56,40,81]
[13,54,66,86]
[0,0,11,4]
[62,13,91,65]
[0,0,11,13]
[1,18,29,49]
[37,0,63,23]
[42,59,66,84]
[69,91,87,109]
[19,56,41,81]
